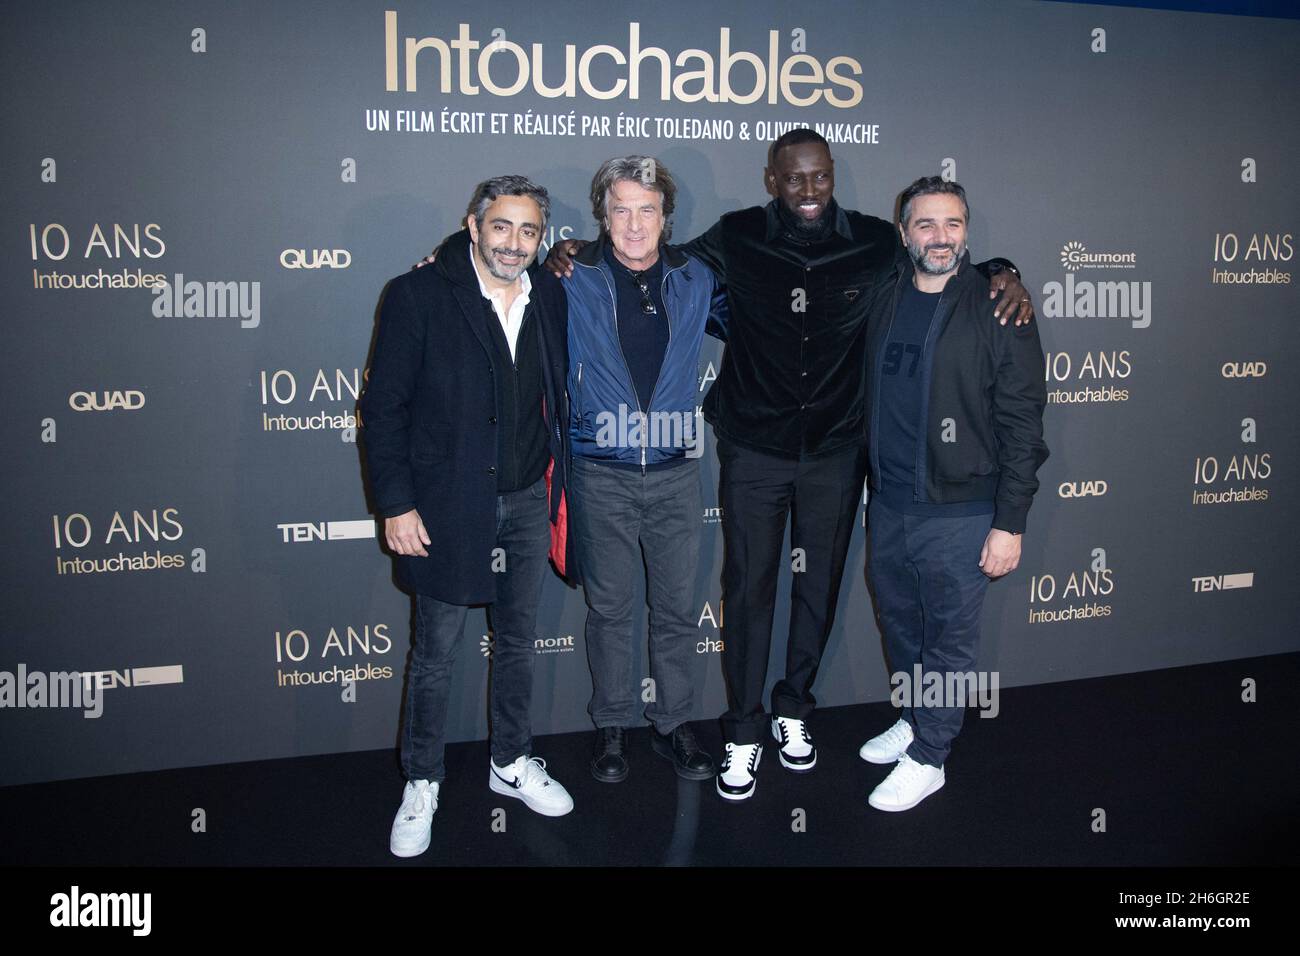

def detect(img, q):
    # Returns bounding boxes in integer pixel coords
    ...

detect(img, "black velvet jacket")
[682,200,1013,460]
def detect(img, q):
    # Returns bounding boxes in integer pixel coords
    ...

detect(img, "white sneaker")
[716,742,762,801]
[868,753,944,812]
[859,718,915,765]
[390,779,438,857]
[771,716,816,772]
[488,755,574,817]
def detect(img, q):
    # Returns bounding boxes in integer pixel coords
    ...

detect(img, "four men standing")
[360,139,1046,856]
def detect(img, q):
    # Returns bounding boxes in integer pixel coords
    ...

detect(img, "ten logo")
[1192,572,1254,592]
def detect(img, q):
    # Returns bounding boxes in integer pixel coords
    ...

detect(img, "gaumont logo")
[1046,239,1149,328]
[1192,572,1254,593]
[534,635,576,655]
[1222,362,1266,378]
[1058,480,1107,498]
[1059,241,1136,272]
[280,248,351,269]
[384,15,864,108]
[277,520,376,543]
[69,390,145,412]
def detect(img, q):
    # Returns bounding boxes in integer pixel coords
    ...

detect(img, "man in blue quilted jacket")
[543,155,728,785]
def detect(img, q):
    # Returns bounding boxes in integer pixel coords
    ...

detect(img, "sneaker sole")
[715,777,756,801]
[859,748,907,765]
[868,774,945,812]
[390,833,431,858]
[590,760,629,784]
[488,775,575,816]
[777,750,816,773]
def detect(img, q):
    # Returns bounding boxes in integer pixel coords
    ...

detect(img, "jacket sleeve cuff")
[377,502,416,520]
[992,500,1029,535]
[980,257,1020,279]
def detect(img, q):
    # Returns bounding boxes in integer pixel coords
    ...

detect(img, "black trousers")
[716,437,868,745]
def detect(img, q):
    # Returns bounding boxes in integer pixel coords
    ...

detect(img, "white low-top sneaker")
[771,716,816,772]
[859,718,915,765]
[716,742,762,801]
[390,779,439,857]
[868,753,944,812]
[488,755,574,817]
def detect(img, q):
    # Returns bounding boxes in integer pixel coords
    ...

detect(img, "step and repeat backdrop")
[3,0,1297,786]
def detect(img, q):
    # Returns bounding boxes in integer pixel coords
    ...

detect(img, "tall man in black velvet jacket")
[547,129,1033,802]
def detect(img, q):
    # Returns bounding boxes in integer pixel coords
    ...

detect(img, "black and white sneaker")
[771,716,817,772]
[716,742,762,801]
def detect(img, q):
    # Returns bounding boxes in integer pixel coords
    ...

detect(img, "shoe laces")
[518,756,551,788]
[889,754,924,784]
[674,723,699,753]
[777,716,810,746]
[403,780,434,819]
[880,720,911,748]
[723,742,759,773]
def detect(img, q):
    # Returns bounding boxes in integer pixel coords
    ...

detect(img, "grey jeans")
[568,456,702,734]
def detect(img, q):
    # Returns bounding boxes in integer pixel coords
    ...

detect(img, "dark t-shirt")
[603,242,668,414]
[876,279,994,517]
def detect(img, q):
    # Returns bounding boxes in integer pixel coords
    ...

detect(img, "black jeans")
[716,438,868,745]
[568,456,702,734]
[399,476,550,783]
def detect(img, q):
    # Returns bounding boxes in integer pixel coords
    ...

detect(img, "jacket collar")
[434,227,542,289]
[573,232,687,272]
[764,198,852,243]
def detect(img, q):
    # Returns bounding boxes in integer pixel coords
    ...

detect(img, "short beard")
[476,235,529,282]
[778,197,834,239]
[906,238,964,276]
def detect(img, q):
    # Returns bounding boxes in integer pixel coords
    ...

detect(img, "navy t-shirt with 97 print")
[876,279,994,517]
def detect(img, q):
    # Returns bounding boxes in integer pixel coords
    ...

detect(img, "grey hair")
[466,174,550,227]
[898,176,969,227]
[589,155,676,241]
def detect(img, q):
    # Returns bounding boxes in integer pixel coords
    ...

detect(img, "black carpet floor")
[3,653,1297,867]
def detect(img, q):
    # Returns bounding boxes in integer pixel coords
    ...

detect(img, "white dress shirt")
[469,241,532,362]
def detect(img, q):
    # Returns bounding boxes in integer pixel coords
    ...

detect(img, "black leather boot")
[591,726,628,783]
[651,722,715,781]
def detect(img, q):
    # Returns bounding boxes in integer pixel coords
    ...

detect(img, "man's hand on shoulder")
[544,239,586,278]
[385,509,431,557]
[412,249,437,270]
[989,268,1034,327]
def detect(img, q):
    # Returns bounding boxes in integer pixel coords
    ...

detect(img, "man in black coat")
[359,175,577,858]
[858,177,1047,811]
